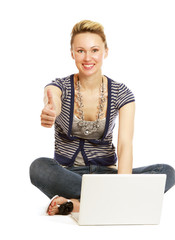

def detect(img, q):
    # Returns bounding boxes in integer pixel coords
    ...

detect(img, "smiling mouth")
[82,64,95,70]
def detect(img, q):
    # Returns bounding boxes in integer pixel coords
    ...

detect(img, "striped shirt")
[46,74,135,167]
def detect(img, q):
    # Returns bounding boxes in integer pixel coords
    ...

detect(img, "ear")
[104,47,108,59]
[71,50,75,59]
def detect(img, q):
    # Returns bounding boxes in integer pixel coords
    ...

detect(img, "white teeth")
[83,64,94,67]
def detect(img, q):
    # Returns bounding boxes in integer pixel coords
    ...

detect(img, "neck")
[77,72,103,91]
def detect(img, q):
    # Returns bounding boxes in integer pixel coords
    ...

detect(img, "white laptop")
[71,174,166,225]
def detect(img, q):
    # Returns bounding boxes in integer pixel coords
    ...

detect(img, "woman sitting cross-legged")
[30,20,175,216]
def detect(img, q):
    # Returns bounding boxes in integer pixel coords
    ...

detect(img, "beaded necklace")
[75,76,106,135]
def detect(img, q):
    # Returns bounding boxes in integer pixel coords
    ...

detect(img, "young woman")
[30,20,175,216]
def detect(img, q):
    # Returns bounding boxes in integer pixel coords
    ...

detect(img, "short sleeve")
[45,78,67,101]
[117,83,135,110]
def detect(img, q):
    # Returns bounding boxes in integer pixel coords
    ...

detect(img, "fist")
[40,89,56,128]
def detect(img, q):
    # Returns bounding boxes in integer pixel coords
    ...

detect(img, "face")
[71,32,108,77]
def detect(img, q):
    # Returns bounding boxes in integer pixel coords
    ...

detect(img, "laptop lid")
[75,174,166,225]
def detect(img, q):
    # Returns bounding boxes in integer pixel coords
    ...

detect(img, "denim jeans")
[29,157,175,199]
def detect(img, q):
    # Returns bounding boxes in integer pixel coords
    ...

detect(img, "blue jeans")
[29,157,175,199]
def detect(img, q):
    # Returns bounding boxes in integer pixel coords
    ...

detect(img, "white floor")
[2,176,174,240]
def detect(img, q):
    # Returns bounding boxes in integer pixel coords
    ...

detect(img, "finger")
[40,113,55,121]
[47,89,54,109]
[41,122,53,128]
[42,108,56,117]
[41,119,55,126]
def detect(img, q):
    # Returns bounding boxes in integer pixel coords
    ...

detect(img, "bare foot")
[47,196,80,216]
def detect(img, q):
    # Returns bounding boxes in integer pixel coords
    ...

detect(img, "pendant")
[93,122,100,129]
[78,121,84,127]
[84,129,90,135]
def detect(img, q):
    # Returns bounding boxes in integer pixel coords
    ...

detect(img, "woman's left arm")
[117,102,135,174]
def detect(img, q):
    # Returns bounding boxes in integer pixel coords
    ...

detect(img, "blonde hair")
[71,20,108,49]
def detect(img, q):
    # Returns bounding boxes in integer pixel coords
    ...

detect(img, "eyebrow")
[76,46,100,49]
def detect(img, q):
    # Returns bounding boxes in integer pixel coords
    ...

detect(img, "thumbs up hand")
[40,89,57,128]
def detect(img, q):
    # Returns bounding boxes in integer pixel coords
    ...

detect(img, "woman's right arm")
[40,86,62,128]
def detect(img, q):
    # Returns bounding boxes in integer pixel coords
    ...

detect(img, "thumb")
[47,89,54,109]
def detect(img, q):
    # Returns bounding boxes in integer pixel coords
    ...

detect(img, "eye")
[92,48,99,53]
[77,50,84,53]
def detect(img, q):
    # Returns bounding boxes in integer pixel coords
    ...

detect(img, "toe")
[51,198,59,207]
[47,196,71,215]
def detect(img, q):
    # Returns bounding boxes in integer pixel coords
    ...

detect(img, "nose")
[84,51,91,61]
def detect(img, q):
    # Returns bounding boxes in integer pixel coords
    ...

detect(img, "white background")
[0,0,174,239]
